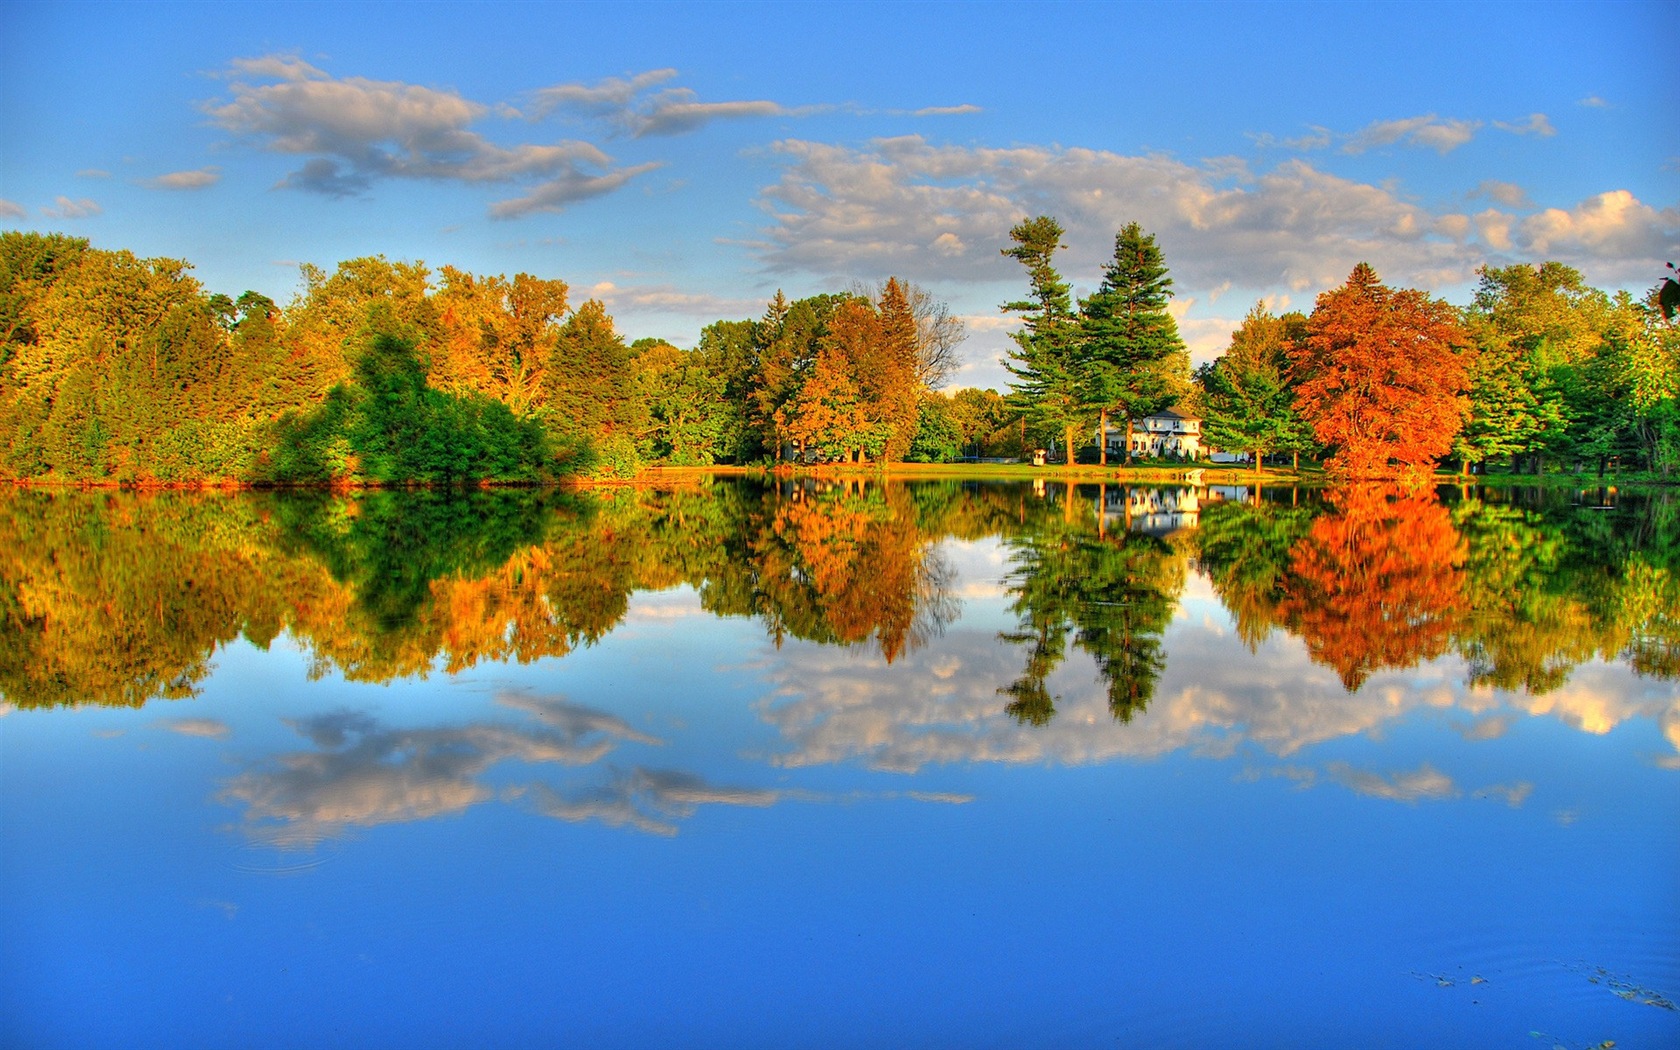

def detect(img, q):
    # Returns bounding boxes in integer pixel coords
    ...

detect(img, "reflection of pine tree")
[997,485,1185,725]
[1073,534,1182,723]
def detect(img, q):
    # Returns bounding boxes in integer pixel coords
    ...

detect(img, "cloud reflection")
[1326,762,1460,803]
[755,555,1680,784]
[221,694,662,847]
[530,768,779,837]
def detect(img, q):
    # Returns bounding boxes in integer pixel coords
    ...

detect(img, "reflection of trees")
[997,484,1186,724]
[1196,485,1680,695]
[1194,493,1318,651]
[3,479,1673,712]
[729,480,960,662]
[0,490,333,707]
[0,478,985,708]
[1279,485,1469,691]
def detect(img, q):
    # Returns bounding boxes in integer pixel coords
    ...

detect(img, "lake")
[1,478,1675,1049]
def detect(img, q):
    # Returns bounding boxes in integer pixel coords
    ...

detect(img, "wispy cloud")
[583,280,762,318]
[221,695,662,847]
[531,768,778,837]
[0,199,25,219]
[1493,113,1556,137]
[206,54,658,216]
[76,168,111,179]
[912,104,982,117]
[1578,95,1609,108]
[1474,781,1534,807]
[1343,114,1481,154]
[1249,126,1332,151]
[145,167,222,191]
[42,196,101,219]
[1471,180,1531,208]
[523,68,809,138]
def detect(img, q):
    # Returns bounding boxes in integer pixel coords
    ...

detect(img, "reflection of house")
[1097,485,1202,536]
[1099,407,1202,458]
[1096,483,1251,536]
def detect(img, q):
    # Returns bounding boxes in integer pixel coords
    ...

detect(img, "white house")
[1100,407,1203,459]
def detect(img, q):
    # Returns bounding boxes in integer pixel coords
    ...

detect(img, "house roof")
[1146,405,1197,421]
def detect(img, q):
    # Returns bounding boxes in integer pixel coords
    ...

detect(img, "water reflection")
[0,479,1675,763]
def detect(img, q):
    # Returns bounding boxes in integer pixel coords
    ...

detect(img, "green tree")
[543,299,647,477]
[1002,216,1085,465]
[1080,223,1190,465]
[1197,304,1312,470]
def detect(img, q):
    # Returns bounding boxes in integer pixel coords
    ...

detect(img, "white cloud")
[42,196,100,219]
[207,55,657,216]
[1343,115,1481,154]
[1472,180,1531,208]
[1578,95,1609,108]
[1520,189,1680,259]
[145,167,221,191]
[913,105,982,117]
[1493,113,1556,137]
[0,199,25,219]
[754,136,1487,295]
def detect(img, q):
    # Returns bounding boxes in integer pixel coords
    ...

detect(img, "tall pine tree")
[1079,222,1188,465]
[1002,216,1085,465]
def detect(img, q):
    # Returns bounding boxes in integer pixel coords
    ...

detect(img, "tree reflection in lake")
[996,482,1184,725]
[0,479,1673,727]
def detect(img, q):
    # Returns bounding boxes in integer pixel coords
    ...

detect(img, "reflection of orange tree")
[1278,485,1468,691]
[750,481,953,662]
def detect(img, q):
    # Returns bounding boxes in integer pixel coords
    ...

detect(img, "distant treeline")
[1,228,1675,485]
[0,231,993,484]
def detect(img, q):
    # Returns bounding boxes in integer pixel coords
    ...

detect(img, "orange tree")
[1290,263,1471,483]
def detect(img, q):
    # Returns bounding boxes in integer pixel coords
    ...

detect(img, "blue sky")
[2,0,1675,388]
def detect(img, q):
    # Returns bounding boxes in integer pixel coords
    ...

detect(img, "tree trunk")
[1099,408,1108,467]
[1064,425,1076,467]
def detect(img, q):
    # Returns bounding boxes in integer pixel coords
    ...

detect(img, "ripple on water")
[226,836,341,876]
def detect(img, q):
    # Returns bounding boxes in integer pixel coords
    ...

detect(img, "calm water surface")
[1,479,1676,1049]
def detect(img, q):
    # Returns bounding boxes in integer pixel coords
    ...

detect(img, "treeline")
[0,231,984,484]
[1001,216,1680,483]
[1,480,1673,715]
[4,227,1675,485]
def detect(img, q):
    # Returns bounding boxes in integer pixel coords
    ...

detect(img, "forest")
[0,226,1675,485]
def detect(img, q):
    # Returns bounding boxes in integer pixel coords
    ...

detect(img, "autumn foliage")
[1278,485,1468,690]
[1290,264,1472,483]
